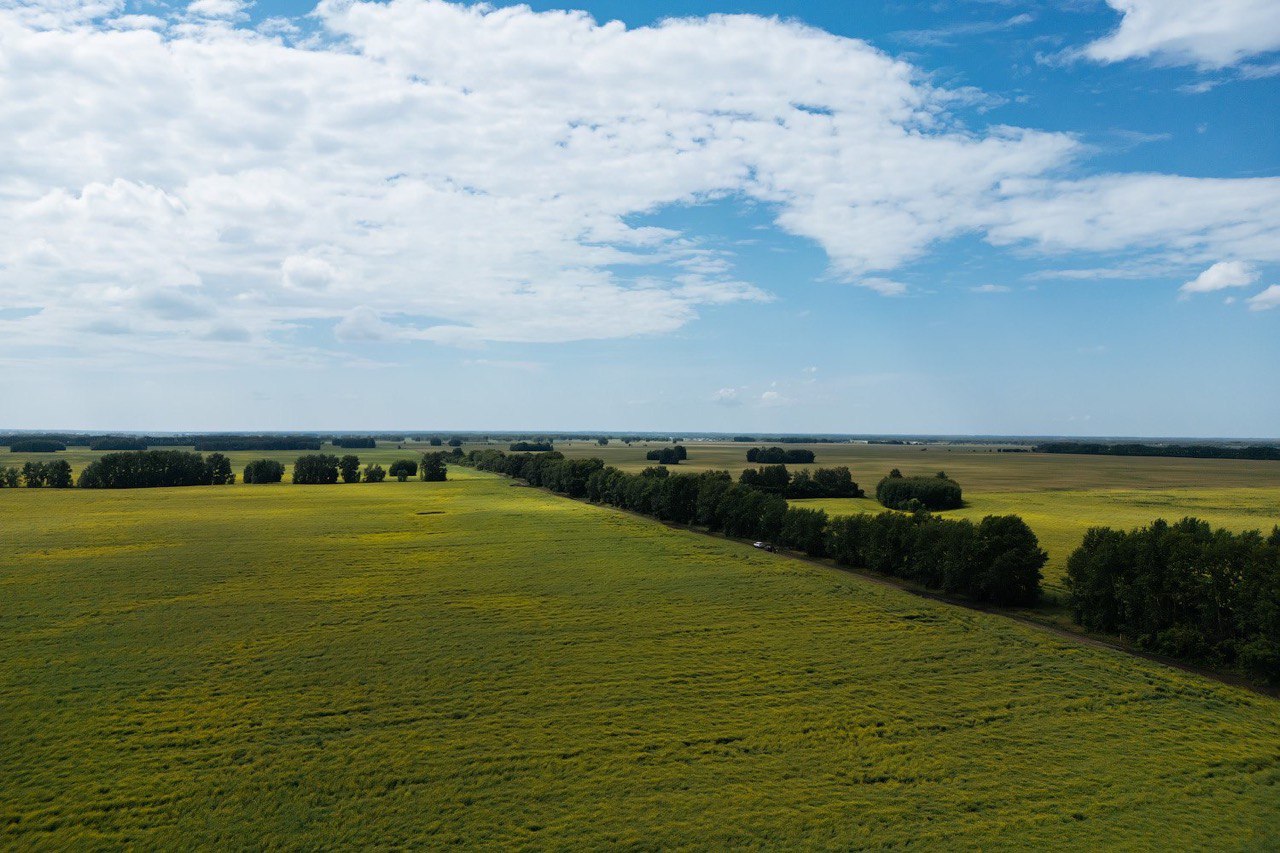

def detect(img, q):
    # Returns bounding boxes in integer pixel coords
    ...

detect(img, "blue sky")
[0,0,1277,436]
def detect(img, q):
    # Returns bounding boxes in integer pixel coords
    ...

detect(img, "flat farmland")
[3,472,1278,848]
[553,440,1280,490]
[549,441,1280,592]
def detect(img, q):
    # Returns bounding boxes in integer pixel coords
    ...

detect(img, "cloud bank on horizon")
[0,0,1277,368]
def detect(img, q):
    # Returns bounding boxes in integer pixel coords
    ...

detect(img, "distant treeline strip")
[1036,442,1280,461]
[1068,519,1280,683]
[2,450,455,489]
[7,439,67,453]
[461,449,1045,607]
[2,434,324,451]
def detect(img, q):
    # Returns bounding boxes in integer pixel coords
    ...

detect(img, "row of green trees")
[876,470,963,510]
[3,450,451,489]
[1067,519,1280,681]
[826,512,1045,606]
[746,447,816,464]
[0,460,74,488]
[461,450,1044,605]
[290,453,449,484]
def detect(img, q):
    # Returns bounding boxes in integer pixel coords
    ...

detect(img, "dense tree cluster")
[79,451,232,488]
[461,449,1043,605]
[206,454,234,485]
[738,465,864,499]
[292,454,340,485]
[389,459,419,481]
[645,446,687,465]
[827,512,1045,606]
[510,441,554,452]
[0,460,74,488]
[788,467,864,499]
[1036,442,1280,461]
[420,453,449,482]
[746,447,816,464]
[243,459,285,484]
[339,455,362,483]
[333,437,377,449]
[8,439,67,453]
[876,471,963,511]
[447,438,463,447]
[363,464,386,483]
[1067,519,1280,681]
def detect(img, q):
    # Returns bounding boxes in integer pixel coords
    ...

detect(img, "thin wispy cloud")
[893,13,1033,48]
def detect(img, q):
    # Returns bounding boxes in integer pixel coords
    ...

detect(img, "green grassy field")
[3,473,1278,847]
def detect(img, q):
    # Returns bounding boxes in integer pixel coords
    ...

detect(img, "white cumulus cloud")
[1083,0,1280,69]
[1179,261,1258,296]
[1248,285,1280,311]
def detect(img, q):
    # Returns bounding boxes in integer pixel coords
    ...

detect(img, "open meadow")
[3,470,1278,847]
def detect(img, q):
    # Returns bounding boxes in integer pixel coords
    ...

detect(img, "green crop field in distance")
[2,473,1277,848]
[552,440,1280,491]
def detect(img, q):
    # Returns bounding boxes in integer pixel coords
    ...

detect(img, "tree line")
[77,451,234,488]
[7,439,67,453]
[0,460,74,488]
[746,447,816,464]
[89,437,149,451]
[875,470,963,511]
[333,437,377,449]
[1067,519,1280,682]
[460,449,1044,606]
[3,450,454,489]
[290,453,452,485]
[1036,442,1280,462]
[194,436,323,452]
